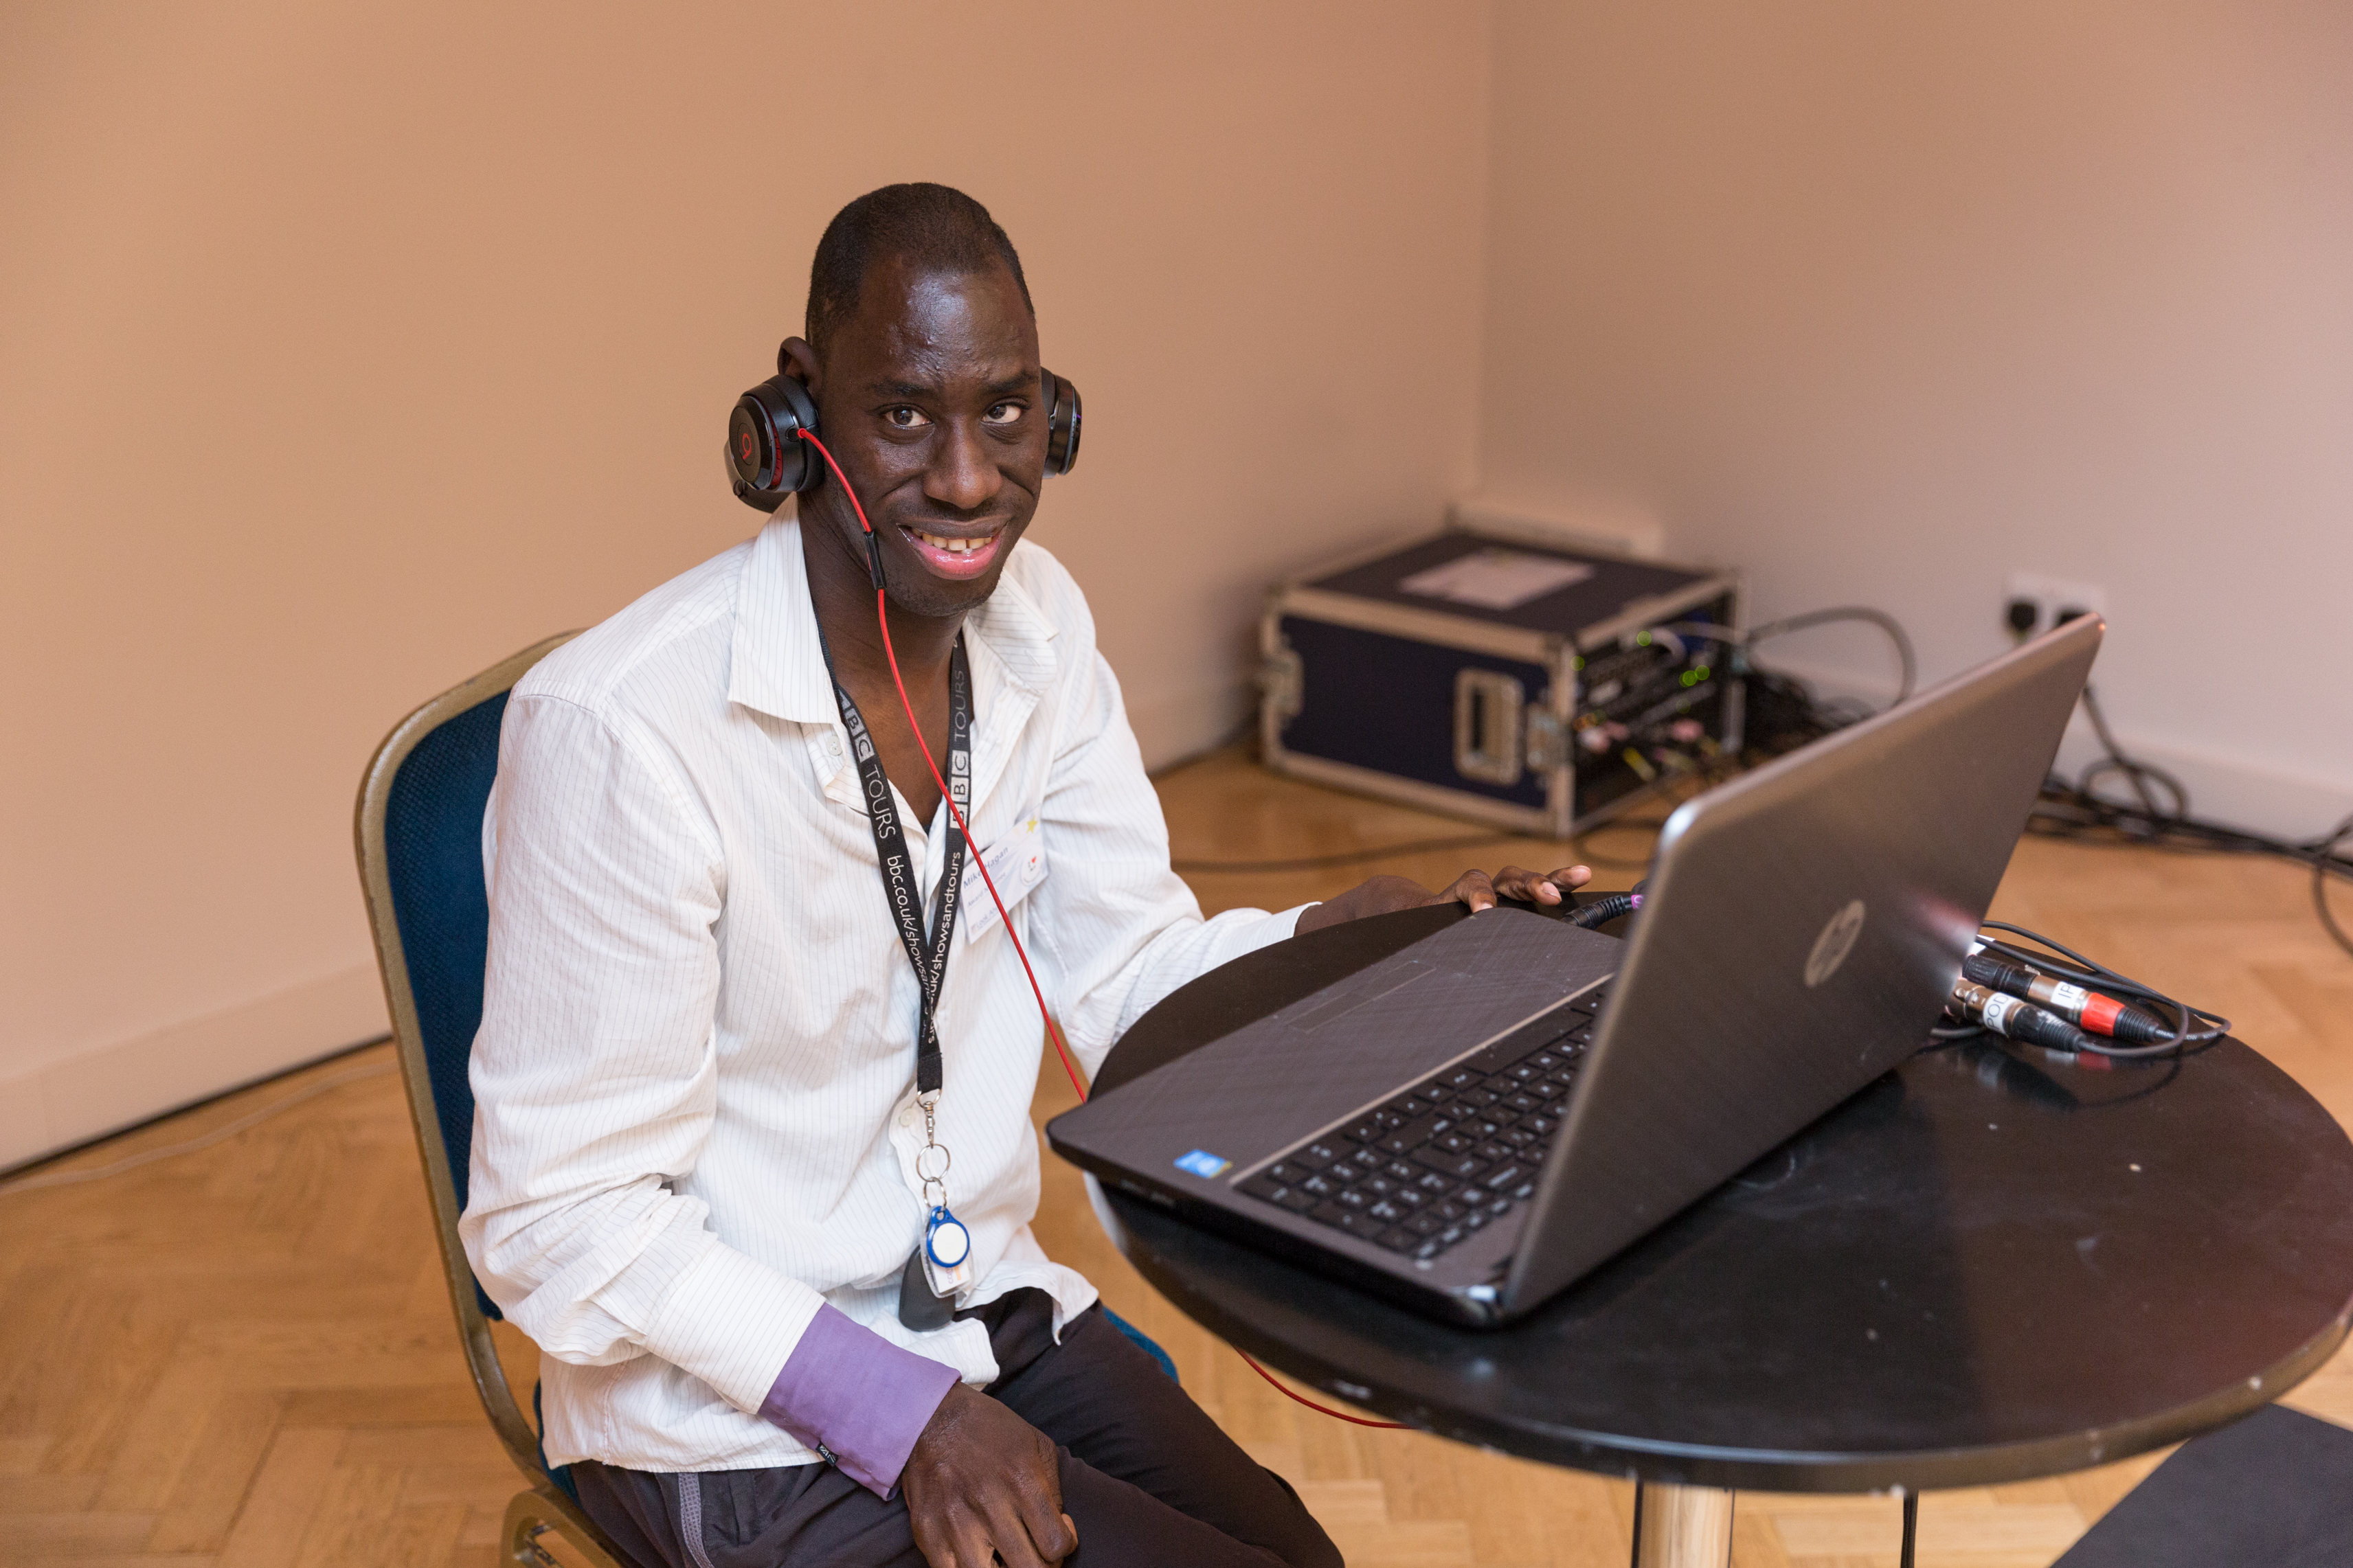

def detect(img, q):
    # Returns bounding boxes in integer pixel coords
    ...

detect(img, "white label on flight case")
[1397,548,1595,611]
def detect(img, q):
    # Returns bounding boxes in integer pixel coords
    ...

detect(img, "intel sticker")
[1173,1149,1231,1179]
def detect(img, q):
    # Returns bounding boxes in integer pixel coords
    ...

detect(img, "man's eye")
[983,402,1024,426]
[885,407,932,430]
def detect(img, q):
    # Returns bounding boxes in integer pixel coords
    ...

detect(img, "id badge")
[921,1205,974,1298]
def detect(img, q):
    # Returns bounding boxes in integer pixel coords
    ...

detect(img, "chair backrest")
[355,635,576,1486]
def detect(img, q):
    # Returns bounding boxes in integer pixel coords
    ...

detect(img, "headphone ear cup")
[1041,370,1081,477]
[725,374,822,509]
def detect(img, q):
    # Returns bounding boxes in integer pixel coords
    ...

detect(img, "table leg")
[1630,1481,1735,1568]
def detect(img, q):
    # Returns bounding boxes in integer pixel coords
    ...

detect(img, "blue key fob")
[921,1205,975,1302]
[925,1205,971,1269]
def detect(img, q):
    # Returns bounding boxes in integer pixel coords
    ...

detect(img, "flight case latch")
[1259,645,1304,723]
[1524,709,1568,773]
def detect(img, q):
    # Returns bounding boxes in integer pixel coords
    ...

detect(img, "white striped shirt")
[460,516,1303,1472]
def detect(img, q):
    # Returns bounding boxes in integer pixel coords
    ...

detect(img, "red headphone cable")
[796,427,1406,1433]
[795,429,1088,1104]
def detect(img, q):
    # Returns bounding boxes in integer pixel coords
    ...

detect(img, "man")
[462,183,1588,1568]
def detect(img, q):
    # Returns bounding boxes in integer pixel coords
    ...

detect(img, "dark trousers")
[572,1292,1342,1568]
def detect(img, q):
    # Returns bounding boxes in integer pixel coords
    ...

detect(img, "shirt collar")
[728,513,1061,727]
[728,513,839,725]
[964,556,1059,696]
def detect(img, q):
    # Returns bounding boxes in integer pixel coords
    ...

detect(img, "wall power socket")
[2004,572,2107,640]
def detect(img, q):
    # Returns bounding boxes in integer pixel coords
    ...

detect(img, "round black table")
[1086,905,2353,1567]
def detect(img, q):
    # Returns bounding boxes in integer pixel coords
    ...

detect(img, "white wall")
[23,0,2345,1170]
[1479,1,2353,837]
[0,2,1491,1166]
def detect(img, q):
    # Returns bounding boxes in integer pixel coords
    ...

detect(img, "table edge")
[1097,1181,2353,1492]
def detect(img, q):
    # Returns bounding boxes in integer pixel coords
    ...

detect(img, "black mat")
[2053,1405,2353,1565]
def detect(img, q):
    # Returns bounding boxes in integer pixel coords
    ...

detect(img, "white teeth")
[914,530,991,555]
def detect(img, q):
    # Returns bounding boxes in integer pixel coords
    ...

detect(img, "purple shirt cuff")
[758,1305,960,1498]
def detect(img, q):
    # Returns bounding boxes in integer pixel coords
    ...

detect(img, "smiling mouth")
[897,523,1011,578]
[905,527,999,556]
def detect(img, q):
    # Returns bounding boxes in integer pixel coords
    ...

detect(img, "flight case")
[1259,525,1744,837]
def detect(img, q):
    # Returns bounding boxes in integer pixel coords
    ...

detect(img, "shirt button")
[824,734,843,756]
[898,1109,914,1128]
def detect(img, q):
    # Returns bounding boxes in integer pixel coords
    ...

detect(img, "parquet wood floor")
[3,747,2346,1567]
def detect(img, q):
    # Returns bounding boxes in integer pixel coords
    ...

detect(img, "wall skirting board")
[1758,652,2350,847]
[1130,652,2348,847]
[9,665,2330,1177]
[0,964,390,1173]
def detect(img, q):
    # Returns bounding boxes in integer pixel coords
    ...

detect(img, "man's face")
[790,255,1046,619]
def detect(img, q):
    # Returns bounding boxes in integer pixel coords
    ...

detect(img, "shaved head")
[807,183,1033,363]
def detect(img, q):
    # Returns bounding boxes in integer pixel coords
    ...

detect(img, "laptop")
[1047,615,2104,1327]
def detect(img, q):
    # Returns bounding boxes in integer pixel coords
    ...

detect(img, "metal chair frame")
[354,633,625,1568]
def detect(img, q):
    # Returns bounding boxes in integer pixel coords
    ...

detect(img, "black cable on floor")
[2315,812,2353,958]
[2025,694,2353,962]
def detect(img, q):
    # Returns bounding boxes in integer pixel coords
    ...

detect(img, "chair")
[356,633,622,1568]
[357,635,1178,1568]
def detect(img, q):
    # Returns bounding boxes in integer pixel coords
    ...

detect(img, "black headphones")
[725,343,1082,512]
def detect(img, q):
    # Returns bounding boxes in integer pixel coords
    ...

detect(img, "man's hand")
[900,1383,1077,1568]
[1294,863,1592,935]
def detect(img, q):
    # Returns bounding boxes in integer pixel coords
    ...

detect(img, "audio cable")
[1928,919,2228,1064]
[796,427,1408,1432]
[1945,978,2099,1061]
[1659,606,1919,707]
[1962,946,2171,1044]
[797,429,1090,1106]
[1568,891,1641,930]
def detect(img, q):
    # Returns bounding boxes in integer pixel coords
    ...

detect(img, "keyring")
[914,1144,952,1183]
[926,1208,972,1269]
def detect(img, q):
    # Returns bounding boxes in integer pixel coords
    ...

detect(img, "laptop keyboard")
[1236,983,1610,1263]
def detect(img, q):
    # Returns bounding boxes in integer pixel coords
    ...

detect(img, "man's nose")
[924,420,1004,513]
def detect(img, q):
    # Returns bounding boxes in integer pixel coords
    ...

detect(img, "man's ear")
[779,337,822,399]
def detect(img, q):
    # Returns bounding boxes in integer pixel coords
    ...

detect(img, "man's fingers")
[1485,863,1598,905]
[1488,864,1557,904]
[908,1505,969,1568]
[1438,870,1498,911]
[1305,865,1594,933]
[899,1387,1072,1568]
[1024,1501,1078,1563]
[979,1504,1052,1568]
[954,1514,1005,1568]
[1010,1449,1075,1564]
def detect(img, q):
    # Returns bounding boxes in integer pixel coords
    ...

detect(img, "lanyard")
[823,634,971,1098]
[820,631,978,1327]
